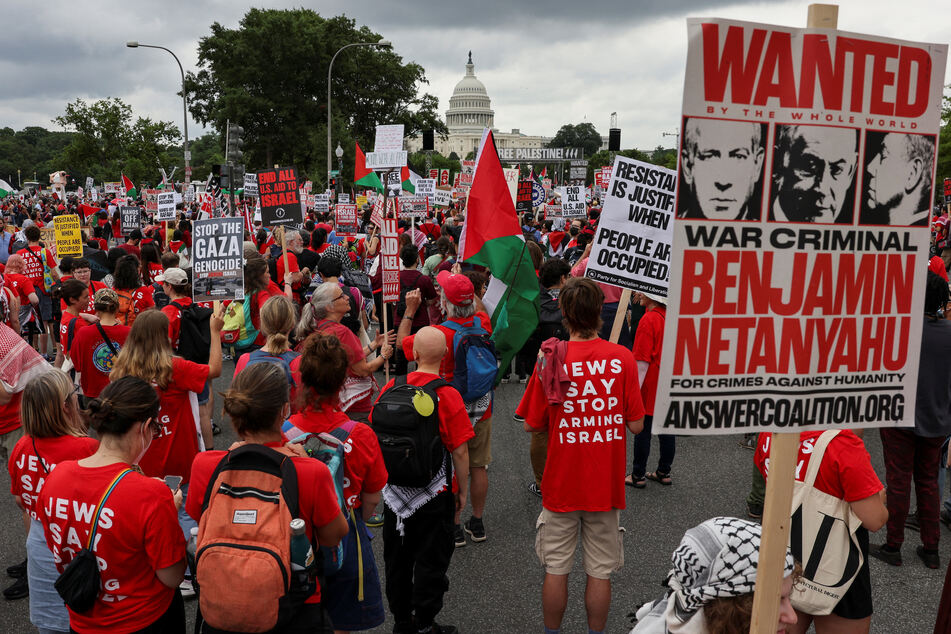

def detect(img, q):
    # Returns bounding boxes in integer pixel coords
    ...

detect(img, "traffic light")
[226,123,244,164]
[330,177,337,191]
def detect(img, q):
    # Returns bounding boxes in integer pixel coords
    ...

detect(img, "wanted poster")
[257,167,303,227]
[192,217,245,303]
[585,157,675,296]
[655,18,948,435]
[120,206,141,237]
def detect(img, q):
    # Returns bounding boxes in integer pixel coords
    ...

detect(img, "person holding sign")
[515,277,644,634]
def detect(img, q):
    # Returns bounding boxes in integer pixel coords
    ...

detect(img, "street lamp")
[327,39,392,188]
[126,41,191,187]
[335,142,344,175]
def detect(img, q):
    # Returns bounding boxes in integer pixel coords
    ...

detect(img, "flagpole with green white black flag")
[459,128,540,383]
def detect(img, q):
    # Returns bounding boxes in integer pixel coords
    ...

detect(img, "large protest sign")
[338,193,351,204]
[192,217,245,303]
[103,182,121,194]
[381,218,400,302]
[53,214,83,257]
[433,188,452,208]
[585,157,675,296]
[314,194,330,214]
[120,206,141,236]
[516,181,534,213]
[367,127,407,169]
[569,160,587,182]
[654,18,947,436]
[335,203,359,236]
[257,167,303,227]
[416,178,436,202]
[156,192,176,221]
[560,185,587,218]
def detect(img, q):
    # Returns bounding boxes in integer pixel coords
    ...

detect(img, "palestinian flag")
[80,204,101,219]
[401,165,420,194]
[355,142,384,192]
[539,166,547,179]
[121,173,137,198]
[459,129,539,382]
[545,230,567,258]
[0,179,15,198]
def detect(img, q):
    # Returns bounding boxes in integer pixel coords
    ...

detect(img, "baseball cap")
[154,267,188,285]
[642,291,667,305]
[436,270,474,306]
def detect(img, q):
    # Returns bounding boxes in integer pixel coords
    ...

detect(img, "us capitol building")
[405,52,553,158]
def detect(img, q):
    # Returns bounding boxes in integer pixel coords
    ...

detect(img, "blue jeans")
[631,415,676,478]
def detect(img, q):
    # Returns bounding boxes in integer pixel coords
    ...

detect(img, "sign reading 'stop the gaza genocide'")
[654,18,948,436]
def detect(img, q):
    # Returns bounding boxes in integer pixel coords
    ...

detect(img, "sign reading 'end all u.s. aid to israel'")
[653,18,947,436]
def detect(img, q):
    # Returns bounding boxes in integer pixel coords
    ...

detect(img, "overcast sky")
[3,0,949,152]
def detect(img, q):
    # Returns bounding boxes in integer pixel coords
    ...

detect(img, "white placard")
[156,192,176,221]
[374,124,405,152]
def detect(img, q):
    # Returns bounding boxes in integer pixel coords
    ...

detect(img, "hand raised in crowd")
[284,272,295,286]
[451,262,462,275]
[405,289,423,313]
[210,304,225,334]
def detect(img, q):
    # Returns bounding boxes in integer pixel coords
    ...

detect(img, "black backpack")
[371,376,448,487]
[341,268,373,302]
[170,300,212,364]
[151,282,170,309]
[338,285,362,336]
[395,271,424,318]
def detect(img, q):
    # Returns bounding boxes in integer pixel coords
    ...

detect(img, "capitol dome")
[446,52,494,131]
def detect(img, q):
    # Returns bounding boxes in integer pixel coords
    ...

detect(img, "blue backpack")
[283,420,356,576]
[246,349,299,386]
[442,316,498,402]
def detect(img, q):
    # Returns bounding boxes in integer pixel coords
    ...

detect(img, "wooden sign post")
[608,289,632,344]
[748,8,838,633]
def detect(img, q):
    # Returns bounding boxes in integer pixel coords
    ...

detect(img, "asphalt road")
[2,361,949,633]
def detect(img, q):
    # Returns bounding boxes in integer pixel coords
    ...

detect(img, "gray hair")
[442,288,475,319]
[296,282,338,340]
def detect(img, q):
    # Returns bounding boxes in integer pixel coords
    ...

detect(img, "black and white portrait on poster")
[768,124,859,224]
[860,131,936,226]
[678,117,766,221]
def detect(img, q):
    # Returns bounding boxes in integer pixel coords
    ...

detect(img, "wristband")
[403,313,415,320]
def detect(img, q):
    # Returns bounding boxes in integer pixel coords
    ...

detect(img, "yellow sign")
[356,195,368,209]
[54,214,83,258]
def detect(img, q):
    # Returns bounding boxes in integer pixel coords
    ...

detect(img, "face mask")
[135,420,154,465]
[569,227,580,236]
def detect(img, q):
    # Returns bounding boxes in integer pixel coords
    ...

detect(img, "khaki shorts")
[0,426,24,465]
[535,507,624,579]
[467,417,492,468]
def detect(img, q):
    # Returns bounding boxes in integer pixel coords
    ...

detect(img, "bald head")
[413,326,448,365]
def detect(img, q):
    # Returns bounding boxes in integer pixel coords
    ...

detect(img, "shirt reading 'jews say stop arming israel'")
[517,338,644,513]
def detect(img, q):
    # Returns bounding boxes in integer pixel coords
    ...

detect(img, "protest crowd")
[2,16,951,634]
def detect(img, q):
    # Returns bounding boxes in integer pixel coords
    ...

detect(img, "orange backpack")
[194,444,316,633]
[115,290,136,326]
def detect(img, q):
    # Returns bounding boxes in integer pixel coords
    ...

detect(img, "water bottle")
[186,526,199,575]
[289,518,313,571]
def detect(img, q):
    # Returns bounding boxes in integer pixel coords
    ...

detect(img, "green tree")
[52,98,180,186]
[547,123,603,157]
[183,8,447,184]
[0,126,73,188]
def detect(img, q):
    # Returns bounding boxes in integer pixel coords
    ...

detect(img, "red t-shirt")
[8,434,99,519]
[314,319,370,411]
[118,242,141,258]
[70,323,131,398]
[4,272,35,303]
[186,442,342,604]
[38,461,185,634]
[516,339,644,513]
[161,298,192,349]
[61,280,106,314]
[234,347,302,409]
[96,237,108,251]
[131,285,155,319]
[287,405,387,508]
[60,312,90,354]
[631,306,665,416]
[17,245,56,288]
[754,431,883,502]
[137,357,209,483]
[143,262,164,285]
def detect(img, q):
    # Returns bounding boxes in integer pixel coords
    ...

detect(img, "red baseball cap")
[436,270,474,306]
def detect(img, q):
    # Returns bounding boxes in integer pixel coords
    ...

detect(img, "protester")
[630,517,798,633]
[69,288,130,399]
[4,254,41,343]
[296,282,393,422]
[374,326,473,634]
[17,224,59,359]
[62,257,106,315]
[285,332,387,633]
[516,276,645,634]
[119,228,142,257]
[627,291,672,488]
[37,376,187,633]
[187,362,349,633]
[7,370,98,620]
[233,294,301,406]
[57,278,97,364]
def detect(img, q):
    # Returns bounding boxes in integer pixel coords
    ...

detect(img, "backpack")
[195,444,316,632]
[246,349,299,386]
[338,285,362,336]
[341,267,373,301]
[221,294,260,350]
[423,239,440,261]
[395,271,424,318]
[170,299,212,364]
[115,290,136,326]
[151,282,170,309]
[442,316,498,402]
[294,422,356,575]
[371,376,448,487]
